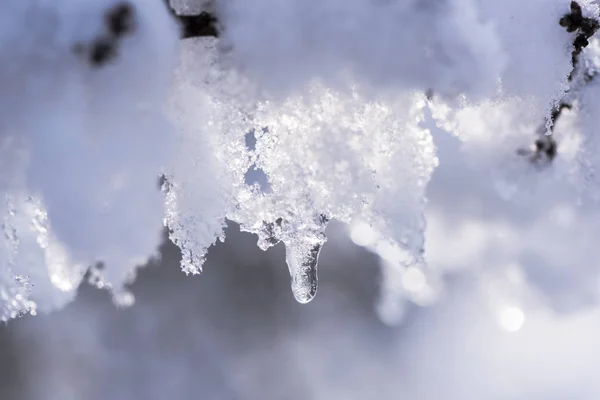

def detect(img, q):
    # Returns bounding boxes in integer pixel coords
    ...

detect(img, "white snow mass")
[1,0,600,326]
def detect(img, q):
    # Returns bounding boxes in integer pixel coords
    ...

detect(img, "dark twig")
[179,13,219,38]
[163,0,219,38]
[560,1,599,81]
[519,1,599,166]
[72,2,137,67]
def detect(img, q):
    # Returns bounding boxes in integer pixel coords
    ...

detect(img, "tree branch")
[163,0,219,39]
[519,1,599,165]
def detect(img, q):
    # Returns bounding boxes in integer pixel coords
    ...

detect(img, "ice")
[284,232,325,304]
[164,32,438,305]
[220,84,437,306]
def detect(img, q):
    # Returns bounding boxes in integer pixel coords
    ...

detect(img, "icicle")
[283,231,326,304]
[240,210,330,304]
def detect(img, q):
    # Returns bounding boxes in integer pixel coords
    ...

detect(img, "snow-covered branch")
[2,0,600,326]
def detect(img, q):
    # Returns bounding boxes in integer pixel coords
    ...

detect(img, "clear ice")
[284,231,326,304]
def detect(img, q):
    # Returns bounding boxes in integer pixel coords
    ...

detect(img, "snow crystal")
[164,38,249,275]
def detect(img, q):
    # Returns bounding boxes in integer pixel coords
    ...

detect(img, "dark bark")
[163,0,219,38]
[519,1,599,165]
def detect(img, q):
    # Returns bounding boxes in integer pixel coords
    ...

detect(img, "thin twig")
[163,0,219,38]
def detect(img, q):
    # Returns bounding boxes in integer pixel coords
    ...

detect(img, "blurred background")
[3,220,600,400]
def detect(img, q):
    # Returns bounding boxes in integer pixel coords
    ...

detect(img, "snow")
[216,0,504,99]
[6,1,600,389]
[1,0,600,337]
[0,0,179,319]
